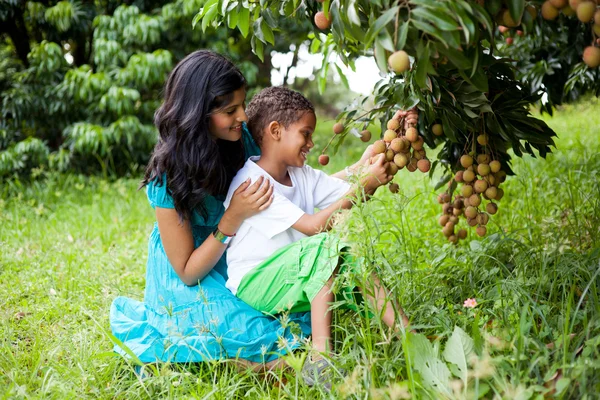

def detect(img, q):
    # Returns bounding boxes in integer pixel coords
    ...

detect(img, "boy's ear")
[266,121,282,142]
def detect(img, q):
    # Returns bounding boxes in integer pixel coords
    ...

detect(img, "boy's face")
[278,111,316,168]
[208,88,247,142]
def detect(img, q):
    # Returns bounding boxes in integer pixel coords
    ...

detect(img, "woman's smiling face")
[208,88,247,141]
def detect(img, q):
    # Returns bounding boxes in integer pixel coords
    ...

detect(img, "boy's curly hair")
[246,86,315,146]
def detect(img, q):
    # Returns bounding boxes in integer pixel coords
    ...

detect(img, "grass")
[1,98,599,398]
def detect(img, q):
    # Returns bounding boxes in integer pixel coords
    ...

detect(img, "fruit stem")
[321,133,338,154]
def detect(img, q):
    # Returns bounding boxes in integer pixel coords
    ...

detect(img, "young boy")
[223,86,409,387]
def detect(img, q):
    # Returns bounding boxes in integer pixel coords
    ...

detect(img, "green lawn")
[1,99,599,399]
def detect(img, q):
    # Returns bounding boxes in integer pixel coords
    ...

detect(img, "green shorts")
[236,233,360,315]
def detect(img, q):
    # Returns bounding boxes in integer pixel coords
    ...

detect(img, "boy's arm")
[293,153,391,236]
[291,189,355,236]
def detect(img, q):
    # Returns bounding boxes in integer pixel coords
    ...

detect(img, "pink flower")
[463,298,478,308]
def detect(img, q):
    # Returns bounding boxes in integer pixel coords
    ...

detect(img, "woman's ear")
[267,121,282,141]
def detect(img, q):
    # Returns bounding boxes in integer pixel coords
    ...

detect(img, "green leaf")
[407,333,452,395]
[443,326,475,389]
[415,43,430,89]
[374,38,388,74]
[397,22,409,50]
[227,8,239,29]
[260,20,275,45]
[411,7,457,31]
[506,0,524,24]
[411,19,448,49]
[237,6,250,37]
[364,6,399,49]
[334,64,350,89]
[251,36,264,62]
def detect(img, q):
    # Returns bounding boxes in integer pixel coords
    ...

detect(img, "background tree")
[0,0,314,177]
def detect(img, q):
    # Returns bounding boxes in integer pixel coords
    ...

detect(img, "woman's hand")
[393,107,419,130]
[219,176,274,234]
[360,153,392,194]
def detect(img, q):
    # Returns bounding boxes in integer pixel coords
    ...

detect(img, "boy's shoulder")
[225,157,263,204]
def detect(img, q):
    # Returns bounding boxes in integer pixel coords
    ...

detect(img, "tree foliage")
[201,0,599,181]
[0,0,277,178]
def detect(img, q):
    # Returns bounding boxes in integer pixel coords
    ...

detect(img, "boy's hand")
[361,153,392,194]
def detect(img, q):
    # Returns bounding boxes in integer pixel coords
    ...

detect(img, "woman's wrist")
[219,210,242,236]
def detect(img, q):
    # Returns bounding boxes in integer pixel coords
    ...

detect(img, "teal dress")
[109,126,311,363]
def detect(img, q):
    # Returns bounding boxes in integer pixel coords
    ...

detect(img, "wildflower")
[463,298,478,308]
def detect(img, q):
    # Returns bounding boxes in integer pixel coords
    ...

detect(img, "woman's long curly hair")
[142,50,246,221]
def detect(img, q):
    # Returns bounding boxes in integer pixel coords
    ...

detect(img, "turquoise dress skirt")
[109,127,311,363]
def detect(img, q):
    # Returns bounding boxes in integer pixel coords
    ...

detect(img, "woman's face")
[208,88,247,141]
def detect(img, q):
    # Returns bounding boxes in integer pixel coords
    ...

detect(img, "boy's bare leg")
[361,273,410,330]
[310,273,336,356]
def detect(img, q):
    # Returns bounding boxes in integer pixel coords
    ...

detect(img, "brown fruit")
[388,50,410,74]
[576,1,596,22]
[506,37,514,45]
[432,124,443,136]
[417,159,431,173]
[595,9,600,24]
[477,134,489,145]
[389,138,404,153]
[383,129,397,142]
[413,148,426,160]
[569,0,582,9]
[387,162,399,176]
[583,46,600,68]
[406,158,418,172]
[541,1,560,19]
[467,217,478,227]
[439,214,450,226]
[476,226,487,237]
[443,203,453,214]
[373,140,387,154]
[449,215,459,224]
[454,198,464,209]
[486,174,496,186]
[489,160,501,173]
[465,206,478,219]
[385,149,395,162]
[485,186,498,199]
[477,154,491,165]
[318,154,329,165]
[387,119,400,131]
[448,235,458,244]
[458,229,468,240]
[411,136,425,150]
[453,207,463,216]
[360,130,372,142]
[455,170,464,182]
[438,192,451,204]
[527,5,538,18]
[486,202,498,215]
[477,163,491,176]
[314,11,332,29]
[498,25,510,34]
[474,179,489,194]
[594,25,600,36]
[405,127,419,142]
[516,30,524,36]
[463,170,476,183]
[477,212,490,225]
[469,193,482,207]
[503,9,521,27]
[442,223,454,237]
[333,122,344,134]
[460,154,474,168]
[389,183,399,193]
[550,0,569,8]
[461,184,474,197]
[394,153,409,168]
[496,187,505,200]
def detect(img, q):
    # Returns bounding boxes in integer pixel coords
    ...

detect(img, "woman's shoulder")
[146,174,175,209]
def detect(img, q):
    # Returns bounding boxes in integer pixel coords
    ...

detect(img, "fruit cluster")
[497,0,600,68]
[369,114,432,194]
[437,134,507,242]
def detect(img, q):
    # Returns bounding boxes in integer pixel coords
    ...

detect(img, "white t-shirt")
[223,156,351,294]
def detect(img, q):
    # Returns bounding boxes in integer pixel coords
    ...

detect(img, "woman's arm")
[158,177,274,286]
